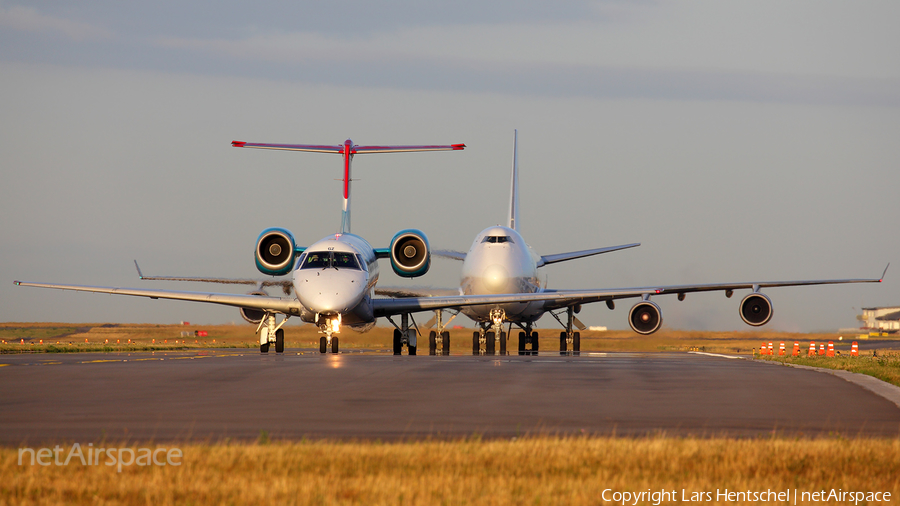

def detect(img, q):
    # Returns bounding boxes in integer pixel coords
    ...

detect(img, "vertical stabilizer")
[509,130,520,232]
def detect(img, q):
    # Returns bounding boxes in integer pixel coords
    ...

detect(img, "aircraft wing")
[374,265,887,316]
[134,261,294,294]
[13,281,303,315]
[433,249,467,261]
[537,243,640,267]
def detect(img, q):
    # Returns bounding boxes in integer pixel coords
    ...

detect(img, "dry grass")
[761,350,900,387]
[3,437,899,505]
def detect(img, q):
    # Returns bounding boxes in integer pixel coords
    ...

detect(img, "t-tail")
[232,139,466,233]
[509,130,520,233]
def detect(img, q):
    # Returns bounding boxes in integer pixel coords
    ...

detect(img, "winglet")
[134,260,144,279]
[231,141,246,148]
[880,263,890,282]
[452,143,466,150]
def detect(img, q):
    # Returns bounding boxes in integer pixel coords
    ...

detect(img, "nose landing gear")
[317,314,341,354]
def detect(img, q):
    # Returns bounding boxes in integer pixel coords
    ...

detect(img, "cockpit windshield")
[299,251,361,270]
[481,235,514,244]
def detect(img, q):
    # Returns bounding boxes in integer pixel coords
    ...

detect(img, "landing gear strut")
[427,310,452,356]
[316,313,341,354]
[389,313,418,355]
[257,313,290,354]
[473,309,508,356]
[554,306,581,356]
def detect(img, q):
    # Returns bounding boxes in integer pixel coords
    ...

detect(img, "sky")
[1,0,898,332]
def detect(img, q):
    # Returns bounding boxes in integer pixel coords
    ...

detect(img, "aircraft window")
[301,252,330,269]
[300,251,360,270]
[481,235,514,244]
[356,254,368,271]
[333,252,360,270]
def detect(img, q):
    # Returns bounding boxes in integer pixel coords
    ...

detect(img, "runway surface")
[2,350,899,444]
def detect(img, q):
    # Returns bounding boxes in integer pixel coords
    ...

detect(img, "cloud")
[0,4,112,41]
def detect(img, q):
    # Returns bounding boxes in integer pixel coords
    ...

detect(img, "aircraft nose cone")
[482,264,510,293]
[294,272,365,314]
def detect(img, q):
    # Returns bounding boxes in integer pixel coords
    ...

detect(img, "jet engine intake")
[239,291,268,324]
[389,229,430,277]
[629,301,663,335]
[740,292,773,326]
[255,227,297,276]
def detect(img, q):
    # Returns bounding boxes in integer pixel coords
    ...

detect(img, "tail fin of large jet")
[509,130,520,233]
[232,140,465,233]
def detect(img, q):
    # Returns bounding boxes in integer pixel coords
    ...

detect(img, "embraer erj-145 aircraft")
[390,131,888,356]
[18,138,616,355]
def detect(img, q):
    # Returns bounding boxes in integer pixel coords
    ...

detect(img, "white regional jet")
[17,138,608,355]
[386,131,888,356]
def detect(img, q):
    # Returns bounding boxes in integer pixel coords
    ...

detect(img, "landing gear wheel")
[408,342,417,355]
[472,332,480,355]
[518,332,526,355]
[319,336,327,354]
[532,332,539,354]
[499,332,507,355]
[275,329,285,354]
[260,343,269,353]
[393,329,402,355]
[428,331,437,356]
[441,331,450,355]
[573,332,581,356]
[332,336,339,354]
[560,331,567,355]
[485,331,496,355]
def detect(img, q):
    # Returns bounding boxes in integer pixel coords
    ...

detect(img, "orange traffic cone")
[818,344,826,356]
[851,341,859,357]
[808,342,816,357]
[778,342,785,356]
[760,342,768,356]
[792,341,800,357]
[768,342,774,355]
[826,341,835,358]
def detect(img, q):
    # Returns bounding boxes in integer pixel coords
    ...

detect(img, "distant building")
[858,307,900,333]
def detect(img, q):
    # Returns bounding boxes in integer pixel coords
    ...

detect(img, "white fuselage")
[292,233,379,326]
[459,225,545,323]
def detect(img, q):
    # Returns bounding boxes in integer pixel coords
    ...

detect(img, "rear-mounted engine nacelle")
[629,300,663,335]
[239,291,268,324]
[255,227,297,276]
[390,229,430,278]
[740,292,773,326]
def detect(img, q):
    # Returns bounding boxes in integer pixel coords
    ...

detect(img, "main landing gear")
[388,313,419,355]
[552,305,584,356]
[257,313,289,354]
[317,313,341,354]
[426,309,455,355]
[516,326,539,356]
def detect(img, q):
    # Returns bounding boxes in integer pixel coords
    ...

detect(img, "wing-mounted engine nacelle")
[239,291,268,324]
[255,227,298,276]
[629,300,663,335]
[389,229,430,278]
[740,292,773,326]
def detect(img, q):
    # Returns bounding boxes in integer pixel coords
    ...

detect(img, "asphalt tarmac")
[2,350,899,444]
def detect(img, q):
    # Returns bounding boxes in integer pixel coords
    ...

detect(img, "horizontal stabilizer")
[433,249,467,261]
[538,243,640,267]
[232,141,465,154]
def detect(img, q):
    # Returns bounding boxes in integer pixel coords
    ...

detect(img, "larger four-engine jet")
[19,138,630,355]
[388,131,888,355]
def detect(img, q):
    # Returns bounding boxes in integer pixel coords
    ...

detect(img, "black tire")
[573,332,581,356]
[332,336,339,354]
[260,343,269,353]
[275,329,285,354]
[409,342,417,355]
[472,332,480,355]
[532,332,539,354]
[393,329,402,355]
[499,332,507,355]
[485,331,496,355]
[518,332,526,355]
[428,331,437,356]
[319,336,327,354]
[560,331,567,355]
[441,331,450,355]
